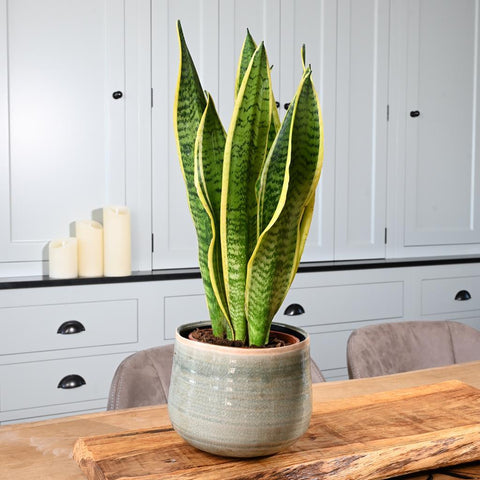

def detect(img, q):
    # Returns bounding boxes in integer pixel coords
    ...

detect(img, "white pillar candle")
[103,206,131,277]
[76,220,104,277]
[48,238,78,279]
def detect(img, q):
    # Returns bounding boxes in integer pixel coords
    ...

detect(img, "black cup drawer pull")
[57,374,86,389]
[284,303,305,316]
[455,290,472,301]
[57,320,85,335]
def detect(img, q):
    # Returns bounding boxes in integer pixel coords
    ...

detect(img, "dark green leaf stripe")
[174,20,226,337]
[194,93,232,338]
[245,69,323,345]
[221,42,272,341]
[235,29,257,100]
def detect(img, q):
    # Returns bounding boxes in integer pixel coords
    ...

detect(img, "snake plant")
[174,21,324,346]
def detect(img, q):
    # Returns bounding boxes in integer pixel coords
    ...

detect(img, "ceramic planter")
[167,321,312,458]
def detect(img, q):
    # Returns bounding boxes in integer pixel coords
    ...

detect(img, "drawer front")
[309,329,352,371]
[277,281,404,327]
[422,276,480,315]
[0,300,138,355]
[0,352,132,411]
[164,294,209,340]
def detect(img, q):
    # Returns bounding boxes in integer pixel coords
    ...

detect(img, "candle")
[48,238,78,279]
[76,220,103,277]
[103,206,131,277]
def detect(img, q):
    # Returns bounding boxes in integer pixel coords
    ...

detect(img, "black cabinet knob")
[283,303,305,316]
[284,102,291,110]
[57,320,85,335]
[112,91,123,99]
[410,110,420,118]
[275,101,280,108]
[455,290,472,301]
[57,374,86,389]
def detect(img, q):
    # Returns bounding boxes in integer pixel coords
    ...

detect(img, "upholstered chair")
[107,344,325,410]
[347,320,480,379]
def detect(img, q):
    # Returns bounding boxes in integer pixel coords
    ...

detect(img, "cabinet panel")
[334,0,389,259]
[218,0,280,125]
[404,0,480,246]
[152,0,219,269]
[277,281,404,327]
[164,293,209,340]
[422,276,480,315]
[0,300,138,356]
[0,0,127,263]
[0,352,131,411]
[281,0,337,261]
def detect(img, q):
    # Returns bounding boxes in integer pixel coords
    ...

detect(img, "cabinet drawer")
[278,281,404,327]
[310,330,352,371]
[164,294,210,340]
[0,352,132,411]
[422,276,480,315]
[0,300,138,355]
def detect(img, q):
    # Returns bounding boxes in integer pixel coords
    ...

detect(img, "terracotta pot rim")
[176,321,309,355]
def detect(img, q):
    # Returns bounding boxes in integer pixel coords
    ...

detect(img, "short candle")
[48,238,78,279]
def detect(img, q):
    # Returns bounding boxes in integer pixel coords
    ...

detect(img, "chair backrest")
[347,320,480,379]
[107,344,325,410]
[107,344,174,410]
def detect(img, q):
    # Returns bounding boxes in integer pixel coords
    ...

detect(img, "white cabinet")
[151,0,388,268]
[333,0,389,260]
[387,0,480,257]
[0,0,152,276]
[0,281,164,423]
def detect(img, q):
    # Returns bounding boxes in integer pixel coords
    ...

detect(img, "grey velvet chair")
[107,344,325,410]
[346,320,480,379]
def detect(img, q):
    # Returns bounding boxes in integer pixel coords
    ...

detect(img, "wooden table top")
[2,361,480,480]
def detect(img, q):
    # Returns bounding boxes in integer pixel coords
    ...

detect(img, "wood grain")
[73,380,480,480]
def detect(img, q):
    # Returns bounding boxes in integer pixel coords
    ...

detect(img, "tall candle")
[48,238,78,279]
[76,220,103,277]
[103,206,131,277]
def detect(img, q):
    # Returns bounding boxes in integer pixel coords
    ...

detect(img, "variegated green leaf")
[221,42,272,341]
[194,93,232,338]
[174,20,226,337]
[267,86,281,152]
[256,100,296,237]
[235,29,257,100]
[245,68,323,345]
[293,194,316,274]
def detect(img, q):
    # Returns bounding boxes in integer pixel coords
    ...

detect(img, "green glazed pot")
[167,321,312,458]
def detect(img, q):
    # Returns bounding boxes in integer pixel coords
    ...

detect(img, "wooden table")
[2,361,480,480]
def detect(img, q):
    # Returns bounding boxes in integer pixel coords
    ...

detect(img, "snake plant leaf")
[194,93,232,337]
[293,194,316,274]
[245,68,323,345]
[235,29,257,100]
[174,20,226,337]
[221,42,273,341]
[256,100,296,237]
[301,44,306,71]
[267,86,281,152]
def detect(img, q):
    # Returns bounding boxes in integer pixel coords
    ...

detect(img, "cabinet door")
[152,0,278,269]
[280,0,337,261]
[218,0,281,126]
[334,0,389,260]
[403,0,480,247]
[0,0,127,266]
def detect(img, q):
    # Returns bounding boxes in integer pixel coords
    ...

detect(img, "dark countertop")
[1,255,479,290]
